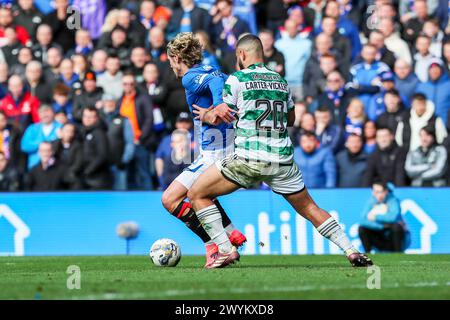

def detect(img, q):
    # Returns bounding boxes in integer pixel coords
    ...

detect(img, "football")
[149,238,181,267]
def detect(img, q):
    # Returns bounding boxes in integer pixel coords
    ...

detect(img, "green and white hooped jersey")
[223,63,295,164]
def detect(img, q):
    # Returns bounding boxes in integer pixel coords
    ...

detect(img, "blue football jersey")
[182,64,234,151]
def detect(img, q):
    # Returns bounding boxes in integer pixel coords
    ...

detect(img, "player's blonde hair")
[167,32,203,68]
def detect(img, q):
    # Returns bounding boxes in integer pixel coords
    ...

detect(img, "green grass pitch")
[0,254,449,300]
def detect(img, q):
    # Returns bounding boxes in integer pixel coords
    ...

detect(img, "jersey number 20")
[255,99,286,132]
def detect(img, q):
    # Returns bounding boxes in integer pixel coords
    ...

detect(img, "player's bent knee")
[186,188,197,203]
[161,190,179,213]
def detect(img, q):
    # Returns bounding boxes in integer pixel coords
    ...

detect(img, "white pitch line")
[70,282,450,300]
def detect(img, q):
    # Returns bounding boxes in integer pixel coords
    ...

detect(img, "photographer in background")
[359,182,410,253]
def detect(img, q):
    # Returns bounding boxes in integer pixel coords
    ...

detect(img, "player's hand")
[215,103,236,124]
[192,104,217,124]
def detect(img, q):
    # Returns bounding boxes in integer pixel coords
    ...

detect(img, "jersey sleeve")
[222,74,240,111]
[183,71,226,106]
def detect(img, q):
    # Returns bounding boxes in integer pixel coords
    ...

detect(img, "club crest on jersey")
[22,102,31,113]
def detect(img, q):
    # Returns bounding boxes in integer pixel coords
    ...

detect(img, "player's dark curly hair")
[167,32,203,68]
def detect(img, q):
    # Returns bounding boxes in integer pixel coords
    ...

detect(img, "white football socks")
[196,204,233,253]
[317,217,358,256]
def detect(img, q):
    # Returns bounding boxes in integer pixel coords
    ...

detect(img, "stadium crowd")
[0,0,449,191]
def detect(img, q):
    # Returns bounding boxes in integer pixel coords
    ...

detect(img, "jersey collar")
[248,62,265,70]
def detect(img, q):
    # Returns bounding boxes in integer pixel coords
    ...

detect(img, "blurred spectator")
[99,8,146,48]
[101,26,132,70]
[21,104,61,170]
[402,0,431,47]
[265,0,289,37]
[312,71,355,126]
[323,0,361,61]
[0,150,19,191]
[52,123,83,190]
[230,0,258,35]
[300,112,316,133]
[141,62,167,132]
[80,106,112,190]
[90,49,108,75]
[31,24,62,64]
[44,0,76,53]
[101,93,135,191]
[139,0,171,31]
[118,73,155,189]
[444,40,450,75]
[320,16,351,68]
[436,0,450,33]
[359,182,409,253]
[73,54,89,81]
[314,106,344,154]
[395,93,447,151]
[375,89,409,134]
[422,18,444,58]
[394,59,419,106]
[416,59,450,126]
[26,141,66,191]
[363,120,377,154]
[67,29,94,57]
[97,55,124,100]
[257,29,284,77]
[155,112,194,189]
[303,38,340,104]
[0,26,23,66]
[400,0,438,22]
[0,110,23,172]
[52,83,73,123]
[212,0,250,55]
[0,74,40,131]
[366,30,396,70]
[367,71,398,121]
[147,27,168,64]
[336,133,368,188]
[308,0,327,29]
[278,5,313,39]
[72,70,104,122]
[9,46,32,77]
[129,47,151,83]
[0,4,30,47]
[344,98,365,138]
[54,111,68,125]
[405,124,448,187]
[363,127,407,187]
[378,17,413,65]
[414,34,438,82]
[348,44,389,108]
[275,19,312,101]
[167,0,211,39]
[43,47,63,85]
[25,60,52,104]
[195,30,220,69]
[294,130,337,188]
[58,58,81,91]
[13,0,45,40]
